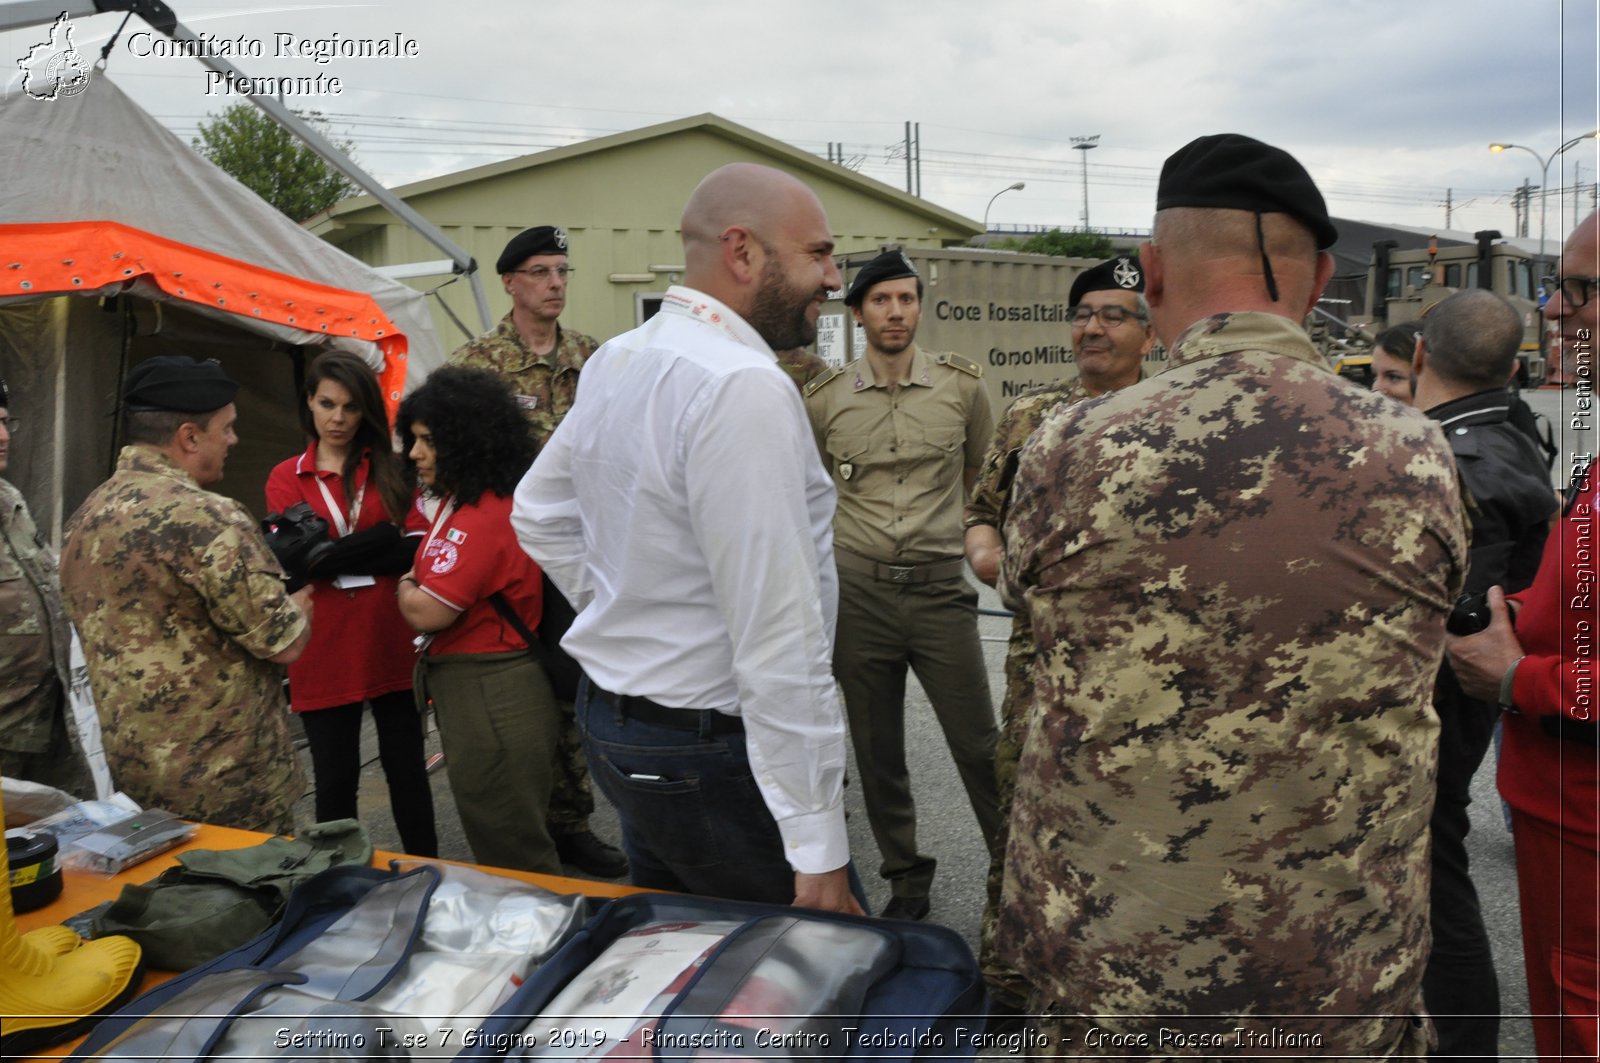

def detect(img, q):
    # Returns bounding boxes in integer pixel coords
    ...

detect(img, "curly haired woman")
[395,366,559,873]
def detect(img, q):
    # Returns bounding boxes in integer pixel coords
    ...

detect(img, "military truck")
[1327,230,1548,386]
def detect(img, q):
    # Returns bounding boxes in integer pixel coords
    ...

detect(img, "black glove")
[306,523,421,579]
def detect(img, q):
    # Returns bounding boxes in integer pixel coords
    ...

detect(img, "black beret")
[844,249,919,307]
[122,356,239,413]
[1070,255,1145,306]
[1156,133,1338,250]
[497,226,569,274]
[0,378,8,408]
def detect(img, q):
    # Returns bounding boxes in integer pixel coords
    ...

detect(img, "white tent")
[0,76,445,536]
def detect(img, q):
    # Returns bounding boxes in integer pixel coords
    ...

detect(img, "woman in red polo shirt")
[265,351,438,856]
[394,366,559,874]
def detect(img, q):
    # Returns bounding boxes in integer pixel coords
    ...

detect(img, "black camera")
[1445,590,1492,637]
[262,502,337,591]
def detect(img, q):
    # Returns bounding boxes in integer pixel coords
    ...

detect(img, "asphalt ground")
[301,385,1582,1060]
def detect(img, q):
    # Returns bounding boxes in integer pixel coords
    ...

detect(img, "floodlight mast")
[6,0,495,332]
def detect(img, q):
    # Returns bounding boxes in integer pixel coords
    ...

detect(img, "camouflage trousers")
[547,697,596,834]
[980,612,1036,1012]
[0,703,95,800]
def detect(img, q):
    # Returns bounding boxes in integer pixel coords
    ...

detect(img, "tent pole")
[48,298,69,546]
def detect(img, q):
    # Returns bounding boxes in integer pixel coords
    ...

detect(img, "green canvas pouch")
[84,820,374,970]
[175,819,373,901]
[89,868,278,970]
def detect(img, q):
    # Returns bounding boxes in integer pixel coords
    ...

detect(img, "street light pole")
[1490,132,1600,273]
[1071,135,1100,230]
[983,181,1026,231]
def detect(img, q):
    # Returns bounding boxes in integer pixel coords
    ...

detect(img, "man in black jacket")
[1412,288,1558,1060]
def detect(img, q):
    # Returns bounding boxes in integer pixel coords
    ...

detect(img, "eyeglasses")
[1068,305,1145,328]
[1543,275,1600,309]
[0,416,17,432]
[508,266,573,281]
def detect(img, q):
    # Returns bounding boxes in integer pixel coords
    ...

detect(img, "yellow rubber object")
[0,789,145,1054]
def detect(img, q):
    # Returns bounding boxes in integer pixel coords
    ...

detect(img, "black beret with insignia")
[1156,133,1337,250]
[497,226,570,274]
[844,249,920,307]
[1069,255,1145,306]
[122,356,240,413]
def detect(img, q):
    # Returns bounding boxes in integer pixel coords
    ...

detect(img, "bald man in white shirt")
[513,163,861,914]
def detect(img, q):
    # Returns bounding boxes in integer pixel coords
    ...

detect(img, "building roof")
[316,112,982,237]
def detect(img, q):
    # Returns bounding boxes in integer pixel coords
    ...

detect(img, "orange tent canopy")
[0,220,411,416]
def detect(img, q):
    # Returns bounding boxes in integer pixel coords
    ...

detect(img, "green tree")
[193,104,355,222]
[993,229,1115,259]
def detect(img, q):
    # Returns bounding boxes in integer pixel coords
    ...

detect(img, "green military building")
[309,113,982,351]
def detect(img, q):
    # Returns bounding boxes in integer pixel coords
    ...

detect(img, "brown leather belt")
[834,548,966,585]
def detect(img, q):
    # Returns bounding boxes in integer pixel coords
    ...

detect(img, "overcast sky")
[3,0,1597,246]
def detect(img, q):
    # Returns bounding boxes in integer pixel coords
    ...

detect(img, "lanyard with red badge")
[314,476,375,590]
[658,288,757,346]
[410,493,458,655]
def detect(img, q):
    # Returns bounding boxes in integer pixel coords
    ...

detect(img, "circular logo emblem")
[1112,258,1142,289]
[428,541,459,574]
[45,50,91,98]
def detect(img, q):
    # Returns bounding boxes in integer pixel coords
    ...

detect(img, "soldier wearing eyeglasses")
[450,226,598,451]
[448,225,627,881]
[960,256,1152,1015]
[802,248,1002,923]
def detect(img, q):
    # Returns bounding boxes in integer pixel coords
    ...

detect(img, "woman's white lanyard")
[314,475,373,590]
[410,494,456,655]
[423,492,457,550]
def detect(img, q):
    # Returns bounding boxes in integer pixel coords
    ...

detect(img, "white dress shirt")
[512,285,850,875]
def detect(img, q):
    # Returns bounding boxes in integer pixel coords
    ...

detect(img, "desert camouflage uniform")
[59,446,306,831]
[449,314,598,450]
[999,313,1467,1057]
[0,478,92,794]
[962,378,1089,1010]
[776,348,831,393]
[450,313,598,832]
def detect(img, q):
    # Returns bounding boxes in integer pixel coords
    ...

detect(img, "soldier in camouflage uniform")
[59,357,311,832]
[961,257,1153,1016]
[998,136,1467,1056]
[448,226,598,451]
[775,347,831,393]
[0,379,93,795]
[447,225,626,879]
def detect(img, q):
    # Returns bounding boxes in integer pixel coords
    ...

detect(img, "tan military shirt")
[448,313,598,449]
[0,478,69,755]
[998,312,1468,1055]
[805,345,993,564]
[60,446,307,831]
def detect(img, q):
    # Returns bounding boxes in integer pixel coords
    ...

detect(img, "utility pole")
[902,121,921,196]
[1515,179,1534,237]
[1443,188,1453,229]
